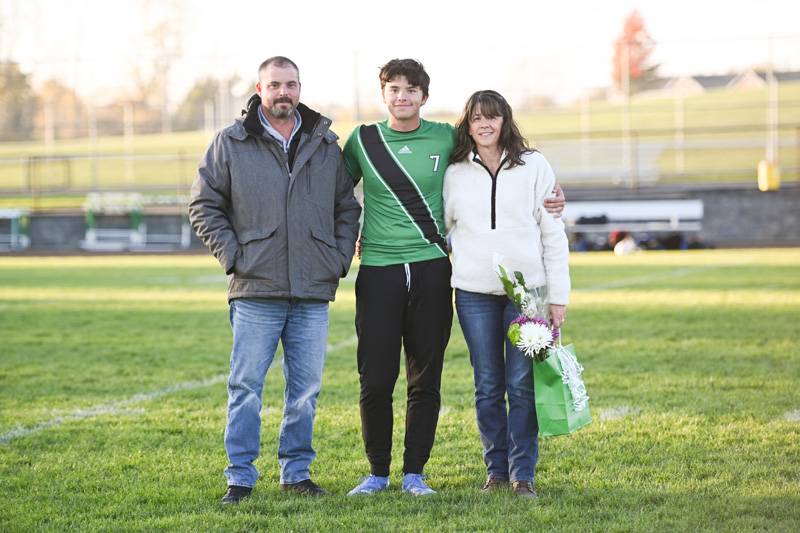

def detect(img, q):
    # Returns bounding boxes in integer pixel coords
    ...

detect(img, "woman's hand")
[549,304,567,328]
[544,184,566,218]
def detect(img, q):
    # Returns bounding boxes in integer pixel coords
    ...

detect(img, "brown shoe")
[511,480,538,499]
[481,476,509,492]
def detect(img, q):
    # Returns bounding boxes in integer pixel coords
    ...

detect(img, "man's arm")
[341,128,364,258]
[543,183,566,218]
[188,133,240,274]
[342,127,363,185]
[332,153,362,275]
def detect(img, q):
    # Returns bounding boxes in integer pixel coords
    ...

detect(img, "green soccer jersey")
[343,119,456,266]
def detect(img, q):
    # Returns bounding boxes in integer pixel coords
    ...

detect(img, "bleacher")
[80,193,191,252]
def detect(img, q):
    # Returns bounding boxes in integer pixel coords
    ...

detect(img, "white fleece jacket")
[443,150,570,304]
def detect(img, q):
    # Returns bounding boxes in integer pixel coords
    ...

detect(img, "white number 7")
[429,154,440,172]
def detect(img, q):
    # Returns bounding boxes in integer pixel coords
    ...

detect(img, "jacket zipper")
[473,155,508,230]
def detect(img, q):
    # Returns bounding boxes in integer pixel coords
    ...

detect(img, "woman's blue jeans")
[455,289,539,483]
[224,297,329,487]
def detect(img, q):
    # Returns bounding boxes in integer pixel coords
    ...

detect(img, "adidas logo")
[398,145,412,154]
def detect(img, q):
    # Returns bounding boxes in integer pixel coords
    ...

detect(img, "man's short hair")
[379,59,430,98]
[258,56,300,79]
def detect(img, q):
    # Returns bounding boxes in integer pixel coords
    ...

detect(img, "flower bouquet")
[496,262,591,436]
[496,264,558,362]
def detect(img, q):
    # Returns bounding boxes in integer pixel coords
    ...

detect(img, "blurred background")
[0,0,798,252]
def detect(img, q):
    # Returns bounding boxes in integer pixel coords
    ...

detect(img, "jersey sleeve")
[445,123,457,144]
[342,126,363,185]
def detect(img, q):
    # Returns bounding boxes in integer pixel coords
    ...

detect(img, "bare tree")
[35,78,88,139]
[133,0,185,133]
[172,76,241,132]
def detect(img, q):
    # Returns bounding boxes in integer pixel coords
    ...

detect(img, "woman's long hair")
[450,90,532,168]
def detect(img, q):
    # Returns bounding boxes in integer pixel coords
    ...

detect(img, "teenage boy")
[342,59,564,495]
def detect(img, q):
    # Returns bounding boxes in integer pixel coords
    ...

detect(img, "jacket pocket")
[303,152,338,211]
[235,223,280,280]
[309,226,344,283]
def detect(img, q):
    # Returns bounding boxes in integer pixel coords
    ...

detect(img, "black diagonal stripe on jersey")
[359,125,447,255]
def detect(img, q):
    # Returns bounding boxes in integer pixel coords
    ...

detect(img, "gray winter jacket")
[189,97,361,302]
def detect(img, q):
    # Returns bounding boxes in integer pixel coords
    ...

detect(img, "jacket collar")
[471,149,508,164]
[241,94,322,136]
[226,95,337,144]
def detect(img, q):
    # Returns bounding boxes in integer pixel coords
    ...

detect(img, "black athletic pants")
[354,256,453,476]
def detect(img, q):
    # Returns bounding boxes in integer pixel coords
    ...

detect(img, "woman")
[443,90,570,499]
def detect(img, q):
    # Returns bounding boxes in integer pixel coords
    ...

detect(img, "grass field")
[1,249,799,531]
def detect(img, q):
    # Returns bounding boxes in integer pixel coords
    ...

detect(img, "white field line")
[578,265,719,292]
[597,406,642,421]
[0,376,225,445]
[326,335,358,353]
[0,408,148,445]
[1,336,359,446]
[3,260,720,446]
[784,409,800,422]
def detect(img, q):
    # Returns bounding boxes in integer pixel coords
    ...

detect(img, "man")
[342,59,565,496]
[189,56,361,504]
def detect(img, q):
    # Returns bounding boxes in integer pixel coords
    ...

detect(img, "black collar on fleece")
[241,94,320,138]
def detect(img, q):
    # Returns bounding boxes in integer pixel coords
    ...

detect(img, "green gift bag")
[533,342,591,436]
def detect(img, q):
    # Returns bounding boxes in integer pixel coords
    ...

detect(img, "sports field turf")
[1,249,798,531]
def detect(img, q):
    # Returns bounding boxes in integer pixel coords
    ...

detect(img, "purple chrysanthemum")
[511,315,549,328]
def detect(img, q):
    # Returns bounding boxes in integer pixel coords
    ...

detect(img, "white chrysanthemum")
[517,322,553,358]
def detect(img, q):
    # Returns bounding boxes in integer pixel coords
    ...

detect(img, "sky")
[2,0,799,113]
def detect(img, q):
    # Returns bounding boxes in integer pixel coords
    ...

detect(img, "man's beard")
[268,98,295,119]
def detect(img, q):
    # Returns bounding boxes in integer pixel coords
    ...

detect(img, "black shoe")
[280,478,327,497]
[221,485,252,504]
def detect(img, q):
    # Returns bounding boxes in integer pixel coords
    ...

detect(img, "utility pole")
[674,85,685,175]
[759,36,781,191]
[766,55,779,165]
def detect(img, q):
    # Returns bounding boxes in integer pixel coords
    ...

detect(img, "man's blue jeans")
[224,297,329,487]
[455,289,539,483]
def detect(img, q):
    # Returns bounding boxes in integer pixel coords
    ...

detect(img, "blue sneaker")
[402,473,436,496]
[347,475,390,496]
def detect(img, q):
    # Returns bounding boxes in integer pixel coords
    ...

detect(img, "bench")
[563,199,704,250]
[564,199,704,234]
[0,208,31,251]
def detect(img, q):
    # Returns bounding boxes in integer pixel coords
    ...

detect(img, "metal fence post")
[796,126,799,181]
[25,156,34,195]
[178,150,187,195]
[65,156,72,191]
[630,131,639,189]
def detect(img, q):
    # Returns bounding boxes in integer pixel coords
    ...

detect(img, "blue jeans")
[455,289,539,483]
[224,297,329,487]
